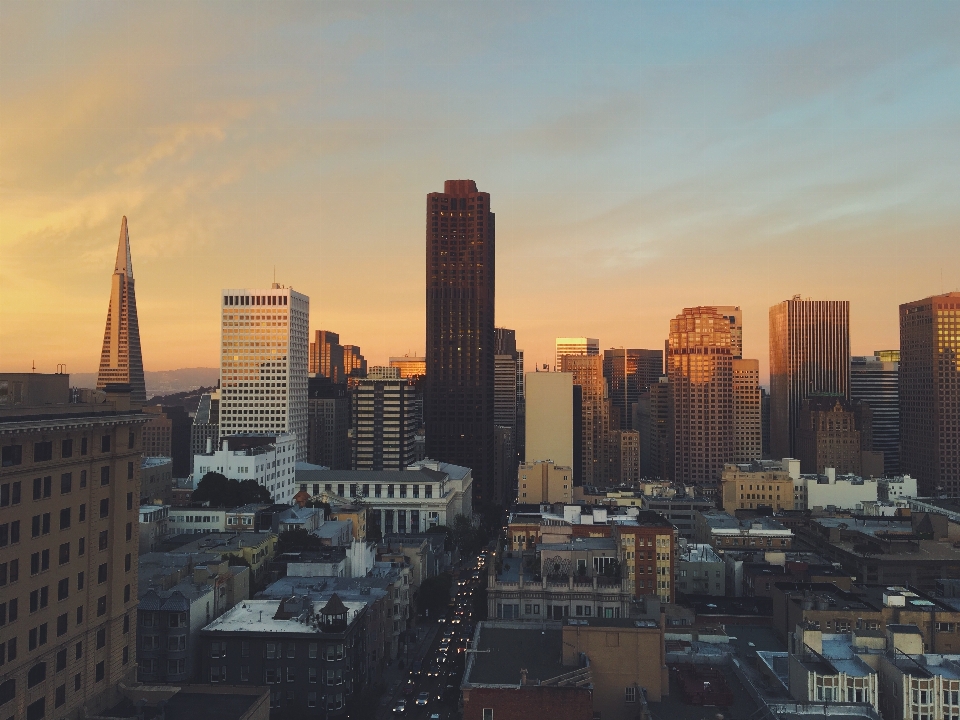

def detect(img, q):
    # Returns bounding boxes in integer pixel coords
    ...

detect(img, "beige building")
[614,430,639,484]
[517,461,573,504]
[141,407,173,458]
[561,617,667,715]
[139,456,173,505]
[733,358,762,462]
[0,374,147,719]
[721,461,795,513]
[524,372,573,470]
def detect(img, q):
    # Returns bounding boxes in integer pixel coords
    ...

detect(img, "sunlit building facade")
[733,358,762,462]
[219,286,310,462]
[667,306,734,485]
[555,337,599,372]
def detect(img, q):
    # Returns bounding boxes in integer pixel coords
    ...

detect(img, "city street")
[376,555,486,720]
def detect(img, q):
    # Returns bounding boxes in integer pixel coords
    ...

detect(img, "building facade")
[517,461,573,504]
[96,216,147,404]
[141,407,173,458]
[387,356,425,379]
[721,462,795,513]
[555,338,600,372]
[733,358,763,462]
[350,368,415,471]
[562,355,614,487]
[797,396,864,475]
[602,348,663,430]
[306,376,350,470]
[0,376,146,719]
[635,378,670,480]
[770,297,851,460]
[308,330,345,383]
[219,286,310,462]
[425,180,495,505]
[899,292,960,496]
[852,353,900,476]
[193,434,297,503]
[190,390,220,461]
[524,372,573,471]
[667,306,735,486]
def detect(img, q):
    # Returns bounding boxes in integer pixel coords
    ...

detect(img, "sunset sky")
[2,1,959,385]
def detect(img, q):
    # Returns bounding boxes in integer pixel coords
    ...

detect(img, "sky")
[2,1,959,385]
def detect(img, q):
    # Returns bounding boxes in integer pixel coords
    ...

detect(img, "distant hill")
[147,386,217,413]
[69,368,220,399]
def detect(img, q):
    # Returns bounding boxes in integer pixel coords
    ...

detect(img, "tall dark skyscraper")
[769,297,850,460]
[603,348,663,430]
[900,293,960,495]
[97,216,146,402]
[425,180,495,504]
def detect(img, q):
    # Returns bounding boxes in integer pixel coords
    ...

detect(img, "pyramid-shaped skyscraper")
[96,216,146,403]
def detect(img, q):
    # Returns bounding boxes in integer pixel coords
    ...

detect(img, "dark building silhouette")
[851,351,900,476]
[309,330,346,383]
[425,180,495,505]
[603,348,663,430]
[797,395,870,475]
[900,293,960,495]
[307,375,350,469]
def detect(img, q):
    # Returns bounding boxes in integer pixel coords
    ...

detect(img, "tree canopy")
[276,528,324,554]
[192,472,272,507]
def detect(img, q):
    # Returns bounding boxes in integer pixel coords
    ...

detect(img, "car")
[416,691,430,706]
[402,681,416,696]
[429,714,442,720]
[393,699,407,713]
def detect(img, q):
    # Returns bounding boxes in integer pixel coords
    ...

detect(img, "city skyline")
[3,3,960,380]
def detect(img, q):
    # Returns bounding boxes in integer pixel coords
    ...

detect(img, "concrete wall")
[525,372,574,470]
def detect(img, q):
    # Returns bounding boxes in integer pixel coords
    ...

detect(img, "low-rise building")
[793,468,880,511]
[198,596,366,717]
[160,531,278,589]
[641,495,716,539]
[298,458,473,535]
[139,504,170,553]
[694,510,793,551]
[721,460,795,513]
[141,455,175,504]
[461,621,594,720]
[562,616,667,714]
[674,543,725,596]
[879,475,919,501]
[193,434,297,503]
[517,460,574,504]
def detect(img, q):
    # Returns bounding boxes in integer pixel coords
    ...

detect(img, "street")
[376,554,486,720]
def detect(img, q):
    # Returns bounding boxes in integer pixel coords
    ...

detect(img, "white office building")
[219,285,310,461]
[193,434,297,503]
[794,468,879,511]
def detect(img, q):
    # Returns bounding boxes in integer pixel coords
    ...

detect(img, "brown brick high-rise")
[425,180,496,505]
[900,292,960,495]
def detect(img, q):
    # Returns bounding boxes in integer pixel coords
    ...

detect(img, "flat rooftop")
[465,621,572,686]
[100,687,266,720]
[203,599,365,634]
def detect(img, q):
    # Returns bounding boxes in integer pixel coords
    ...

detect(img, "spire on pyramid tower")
[114,216,134,278]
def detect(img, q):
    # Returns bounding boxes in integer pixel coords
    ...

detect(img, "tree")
[366,522,383,544]
[417,573,453,617]
[451,514,481,557]
[425,524,452,551]
[192,472,272,506]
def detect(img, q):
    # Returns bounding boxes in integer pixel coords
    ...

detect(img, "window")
[1,444,22,466]
[241,641,250,658]
[127,492,133,510]
[75,641,82,659]
[57,613,67,636]
[167,659,185,675]
[74,672,81,690]
[287,667,296,682]
[61,439,73,458]
[98,564,108,584]
[77,571,84,590]
[27,698,45,720]
[59,543,70,566]
[309,667,318,683]
[99,531,108,550]
[168,613,186,628]
[80,470,86,487]
[210,666,226,683]
[101,435,111,453]
[34,442,53,462]
[126,522,132,541]
[97,596,106,617]
[127,462,134,480]
[79,504,86,522]
[308,642,317,659]
[96,660,105,682]
[99,499,109,518]
[100,466,110,486]
[27,662,46,687]
[76,606,83,625]
[58,576,69,600]
[96,628,105,649]
[60,473,72,495]
[240,666,250,682]
[59,507,70,530]
[308,692,317,707]
[266,643,278,659]
[128,432,135,449]
[123,615,129,634]
[122,645,128,665]
[483,710,494,720]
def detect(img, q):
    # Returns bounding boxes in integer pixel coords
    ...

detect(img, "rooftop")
[677,544,723,563]
[142,456,172,468]
[700,510,790,533]
[538,537,617,552]
[465,621,573,686]
[98,686,267,720]
[202,599,365,634]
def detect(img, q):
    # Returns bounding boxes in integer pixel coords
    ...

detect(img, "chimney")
[520,668,528,685]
